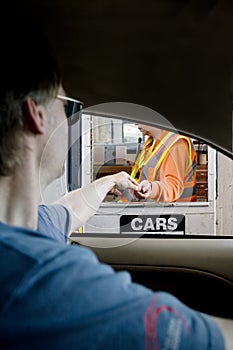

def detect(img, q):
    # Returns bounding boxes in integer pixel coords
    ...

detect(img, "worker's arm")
[137,139,189,202]
[56,171,139,233]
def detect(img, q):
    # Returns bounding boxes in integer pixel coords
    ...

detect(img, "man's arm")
[56,171,139,233]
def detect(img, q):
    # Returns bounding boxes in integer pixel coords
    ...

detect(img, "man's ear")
[22,98,46,134]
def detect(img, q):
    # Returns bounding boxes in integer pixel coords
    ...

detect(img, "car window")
[67,110,232,239]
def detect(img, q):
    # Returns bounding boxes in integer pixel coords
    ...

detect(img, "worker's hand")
[135,180,152,199]
[113,171,140,192]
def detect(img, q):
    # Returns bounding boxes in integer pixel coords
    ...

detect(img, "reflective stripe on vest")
[131,132,196,202]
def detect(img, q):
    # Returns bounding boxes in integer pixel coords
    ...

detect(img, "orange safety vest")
[121,131,197,202]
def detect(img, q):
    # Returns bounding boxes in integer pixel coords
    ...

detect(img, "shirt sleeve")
[37,204,72,244]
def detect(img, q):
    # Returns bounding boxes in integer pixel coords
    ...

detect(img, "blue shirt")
[0,210,225,349]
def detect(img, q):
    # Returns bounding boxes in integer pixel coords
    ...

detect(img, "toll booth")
[69,110,222,239]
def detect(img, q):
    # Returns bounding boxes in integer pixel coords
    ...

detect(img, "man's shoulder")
[38,203,72,243]
[38,203,69,221]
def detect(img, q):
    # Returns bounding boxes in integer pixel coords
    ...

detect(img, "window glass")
[69,112,233,238]
[123,123,144,143]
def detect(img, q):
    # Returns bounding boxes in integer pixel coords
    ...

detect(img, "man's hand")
[113,171,140,192]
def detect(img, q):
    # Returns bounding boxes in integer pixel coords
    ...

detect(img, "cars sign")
[120,215,185,236]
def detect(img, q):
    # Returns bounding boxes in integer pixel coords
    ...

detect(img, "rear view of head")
[0,20,61,176]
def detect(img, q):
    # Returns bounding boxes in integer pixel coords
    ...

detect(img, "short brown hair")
[0,23,61,175]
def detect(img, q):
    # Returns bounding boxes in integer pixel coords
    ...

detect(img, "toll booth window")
[92,118,142,183]
[90,114,211,203]
[123,123,143,143]
[192,141,208,202]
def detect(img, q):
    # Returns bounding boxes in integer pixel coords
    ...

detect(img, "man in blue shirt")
[0,20,232,349]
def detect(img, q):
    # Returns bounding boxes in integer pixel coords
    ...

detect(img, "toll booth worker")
[121,124,197,203]
[0,20,232,350]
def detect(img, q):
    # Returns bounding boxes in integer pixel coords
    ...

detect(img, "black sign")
[120,215,185,235]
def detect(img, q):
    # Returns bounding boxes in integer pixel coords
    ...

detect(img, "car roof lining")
[6,0,233,156]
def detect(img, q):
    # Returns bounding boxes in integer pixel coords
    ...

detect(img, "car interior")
[9,0,233,319]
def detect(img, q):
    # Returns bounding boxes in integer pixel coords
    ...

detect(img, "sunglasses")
[57,95,84,126]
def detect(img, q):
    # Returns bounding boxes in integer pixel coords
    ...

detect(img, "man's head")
[0,22,62,177]
[136,123,163,139]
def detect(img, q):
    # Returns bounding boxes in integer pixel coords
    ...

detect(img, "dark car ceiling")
[7,0,233,156]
